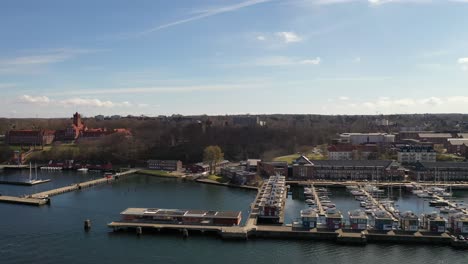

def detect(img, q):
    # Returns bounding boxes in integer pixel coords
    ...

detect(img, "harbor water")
[1,171,467,264]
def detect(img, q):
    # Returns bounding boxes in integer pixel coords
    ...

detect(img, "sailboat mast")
[35,163,38,180]
[29,162,32,182]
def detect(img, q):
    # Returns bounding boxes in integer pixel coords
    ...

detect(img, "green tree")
[203,145,224,175]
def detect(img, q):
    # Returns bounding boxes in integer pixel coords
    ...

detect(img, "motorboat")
[77,168,88,172]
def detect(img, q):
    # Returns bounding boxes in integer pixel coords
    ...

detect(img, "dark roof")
[312,160,394,168]
[418,162,468,169]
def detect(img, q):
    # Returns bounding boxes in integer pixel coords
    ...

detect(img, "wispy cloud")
[242,56,321,66]
[275,32,302,43]
[0,48,96,75]
[51,82,268,96]
[18,95,51,104]
[18,95,132,108]
[140,0,272,35]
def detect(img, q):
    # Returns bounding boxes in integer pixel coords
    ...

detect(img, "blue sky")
[1,0,468,117]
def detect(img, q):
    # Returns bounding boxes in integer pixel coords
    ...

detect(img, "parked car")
[458,235,465,241]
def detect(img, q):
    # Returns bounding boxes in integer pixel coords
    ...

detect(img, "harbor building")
[373,210,395,231]
[120,208,242,226]
[400,211,420,232]
[413,162,468,181]
[301,209,318,229]
[257,161,288,178]
[422,213,447,233]
[349,210,368,230]
[449,213,468,234]
[291,157,405,182]
[397,146,436,164]
[447,139,468,155]
[147,160,182,171]
[325,208,343,230]
[257,175,286,224]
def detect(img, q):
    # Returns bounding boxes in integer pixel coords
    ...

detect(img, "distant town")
[2,112,468,248]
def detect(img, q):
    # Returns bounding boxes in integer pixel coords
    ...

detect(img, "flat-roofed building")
[340,133,395,145]
[147,160,182,171]
[257,161,288,178]
[400,211,420,232]
[120,208,242,226]
[397,146,436,163]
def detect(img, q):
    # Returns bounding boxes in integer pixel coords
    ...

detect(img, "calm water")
[1,172,467,264]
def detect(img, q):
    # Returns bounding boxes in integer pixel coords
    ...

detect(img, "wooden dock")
[311,185,325,214]
[0,179,51,186]
[0,195,49,206]
[0,169,140,206]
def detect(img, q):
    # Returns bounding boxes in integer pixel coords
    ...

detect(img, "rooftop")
[121,208,241,219]
[418,133,452,138]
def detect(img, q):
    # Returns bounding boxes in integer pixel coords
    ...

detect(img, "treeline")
[2,113,468,165]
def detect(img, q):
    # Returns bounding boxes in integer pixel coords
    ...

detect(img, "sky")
[1,0,468,118]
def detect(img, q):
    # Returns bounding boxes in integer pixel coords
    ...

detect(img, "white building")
[397,146,436,163]
[340,133,395,145]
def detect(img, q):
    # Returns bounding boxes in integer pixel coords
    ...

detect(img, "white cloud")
[338,96,350,100]
[458,58,468,64]
[458,57,468,71]
[59,98,132,108]
[354,57,361,63]
[300,57,321,65]
[141,0,272,34]
[275,31,302,43]
[256,35,266,41]
[18,95,51,104]
[251,56,321,66]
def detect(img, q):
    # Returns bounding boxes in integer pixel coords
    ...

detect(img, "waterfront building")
[325,208,343,230]
[413,162,468,181]
[120,208,242,226]
[220,166,256,185]
[397,146,436,164]
[400,211,420,232]
[290,157,405,182]
[373,210,395,231]
[147,160,182,171]
[245,159,261,172]
[422,213,447,233]
[257,161,288,178]
[449,213,468,234]
[349,210,368,230]
[257,175,286,224]
[301,209,318,229]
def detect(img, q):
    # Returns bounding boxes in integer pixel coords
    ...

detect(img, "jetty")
[0,169,139,206]
[0,179,51,186]
[310,185,325,215]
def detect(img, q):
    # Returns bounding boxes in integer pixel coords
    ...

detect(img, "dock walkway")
[311,185,325,215]
[0,169,139,206]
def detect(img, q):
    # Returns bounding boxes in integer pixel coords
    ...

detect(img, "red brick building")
[6,129,55,146]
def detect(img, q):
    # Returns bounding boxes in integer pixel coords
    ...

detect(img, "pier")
[0,195,49,206]
[359,185,398,221]
[310,185,325,215]
[0,179,51,186]
[0,169,140,206]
